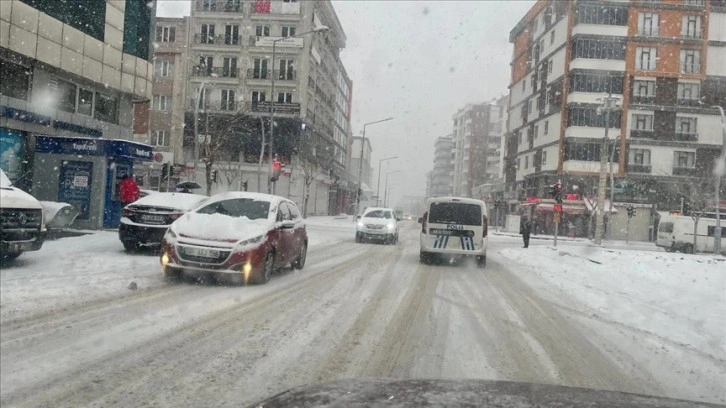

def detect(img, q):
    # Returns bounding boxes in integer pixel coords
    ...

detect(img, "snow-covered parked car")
[120,192,208,252]
[0,169,46,261]
[160,192,307,284]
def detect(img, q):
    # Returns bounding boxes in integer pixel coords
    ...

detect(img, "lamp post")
[594,91,621,245]
[384,170,401,207]
[376,156,398,206]
[712,105,726,254]
[267,25,329,194]
[354,117,394,215]
[193,72,219,181]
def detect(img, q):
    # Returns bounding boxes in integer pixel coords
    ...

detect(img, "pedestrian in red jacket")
[119,175,140,205]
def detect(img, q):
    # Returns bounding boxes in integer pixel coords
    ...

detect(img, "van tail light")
[482,215,488,237]
[422,212,428,233]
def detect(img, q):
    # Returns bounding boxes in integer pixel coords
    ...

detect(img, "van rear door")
[425,201,483,251]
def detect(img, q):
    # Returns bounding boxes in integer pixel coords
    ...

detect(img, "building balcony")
[189,99,239,112]
[195,0,242,12]
[681,32,703,40]
[677,98,701,107]
[250,1,301,15]
[627,164,651,174]
[245,68,297,81]
[631,95,655,105]
[672,167,697,177]
[630,129,654,139]
[675,131,698,142]
[635,28,659,37]
[193,34,241,46]
[191,66,241,78]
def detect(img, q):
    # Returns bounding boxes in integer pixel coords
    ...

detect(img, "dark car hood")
[250,379,720,408]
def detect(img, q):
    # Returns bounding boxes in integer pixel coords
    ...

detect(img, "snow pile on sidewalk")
[499,245,726,360]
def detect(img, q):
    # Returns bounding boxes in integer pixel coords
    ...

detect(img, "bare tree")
[296,130,335,216]
[200,113,257,196]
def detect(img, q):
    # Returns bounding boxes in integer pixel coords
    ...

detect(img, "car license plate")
[9,242,30,252]
[184,247,219,259]
[140,214,166,224]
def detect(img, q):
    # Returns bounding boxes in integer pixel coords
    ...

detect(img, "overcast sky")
[157,0,535,205]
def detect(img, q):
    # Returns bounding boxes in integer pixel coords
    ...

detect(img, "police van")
[419,197,488,267]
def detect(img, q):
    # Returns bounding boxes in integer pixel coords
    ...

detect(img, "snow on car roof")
[130,192,208,211]
[204,191,288,206]
[426,196,486,206]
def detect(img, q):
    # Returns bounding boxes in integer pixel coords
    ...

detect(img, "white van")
[657,214,725,254]
[419,197,488,267]
[0,169,46,261]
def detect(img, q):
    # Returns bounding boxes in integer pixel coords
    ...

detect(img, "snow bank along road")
[1,219,724,407]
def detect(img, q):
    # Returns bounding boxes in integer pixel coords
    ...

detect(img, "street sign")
[553,213,561,223]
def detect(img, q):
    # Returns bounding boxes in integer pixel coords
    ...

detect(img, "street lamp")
[386,183,400,209]
[355,117,394,215]
[193,72,219,181]
[268,25,329,194]
[711,105,726,254]
[376,156,398,206]
[594,91,621,245]
[384,169,401,207]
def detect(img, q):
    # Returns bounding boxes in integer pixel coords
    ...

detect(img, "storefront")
[0,127,33,191]
[32,136,153,229]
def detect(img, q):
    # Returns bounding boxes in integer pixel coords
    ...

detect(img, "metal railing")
[245,68,296,80]
[631,95,655,105]
[675,131,698,142]
[673,167,697,177]
[189,99,238,112]
[627,164,652,174]
[193,33,240,46]
[630,129,654,139]
[195,0,241,12]
[191,66,241,78]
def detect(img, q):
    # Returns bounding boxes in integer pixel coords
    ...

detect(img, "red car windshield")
[196,198,270,220]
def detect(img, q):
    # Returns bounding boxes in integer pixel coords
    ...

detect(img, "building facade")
[349,136,372,188]
[430,135,454,197]
[184,0,355,214]
[0,0,155,228]
[506,0,725,212]
[452,103,490,197]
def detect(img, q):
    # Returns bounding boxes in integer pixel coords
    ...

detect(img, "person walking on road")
[119,174,140,206]
[520,215,532,248]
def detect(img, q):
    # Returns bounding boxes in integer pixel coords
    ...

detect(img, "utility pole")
[354,117,394,216]
[712,105,726,254]
[594,91,620,245]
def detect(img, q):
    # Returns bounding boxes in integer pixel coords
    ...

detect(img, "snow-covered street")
[1,218,724,407]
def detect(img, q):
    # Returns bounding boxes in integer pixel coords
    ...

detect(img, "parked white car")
[0,169,46,261]
[355,207,400,245]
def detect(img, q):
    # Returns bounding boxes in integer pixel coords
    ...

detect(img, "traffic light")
[271,160,281,182]
[212,169,218,183]
[627,205,636,218]
[161,163,169,180]
[554,181,563,204]
[241,180,248,191]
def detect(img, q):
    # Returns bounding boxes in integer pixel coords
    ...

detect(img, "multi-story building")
[452,103,490,197]
[0,0,155,228]
[185,0,354,214]
[430,135,454,197]
[143,16,190,190]
[506,0,725,211]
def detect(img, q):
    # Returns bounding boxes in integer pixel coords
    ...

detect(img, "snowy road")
[1,219,724,407]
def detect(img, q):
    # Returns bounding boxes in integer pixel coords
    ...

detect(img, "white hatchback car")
[419,197,488,267]
[356,207,400,245]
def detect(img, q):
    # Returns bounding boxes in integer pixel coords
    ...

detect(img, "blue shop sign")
[35,136,153,161]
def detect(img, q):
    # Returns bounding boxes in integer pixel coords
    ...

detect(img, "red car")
[160,192,307,284]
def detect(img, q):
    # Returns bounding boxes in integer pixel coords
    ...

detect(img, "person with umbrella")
[176,181,202,194]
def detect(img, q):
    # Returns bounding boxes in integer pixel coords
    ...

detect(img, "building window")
[196,88,209,109]
[122,0,152,60]
[674,151,695,168]
[550,30,555,44]
[637,12,659,36]
[539,39,545,56]
[636,47,657,70]
[525,156,529,169]
[253,58,268,79]
[200,24,216,44]
[544,121,549,135]
[256,25,270,37]
[677,82,701,104]
[278,59,294,80]
[568,106,622,128]
[682,15,701,39]
[542,150,547,165]
[94,92,118,123]
[251,91,266,102]
[156,26,176,43]
[199,56,213,76]
[221,89,236,111]
[277,92,293,103]
[151,130,170,147]
[56,79,77,113]
[677,117,697,134]
[281,26,297,38]
[684,0,705,6]
[522,79,526,92]
[548,60,553,74]
[632,79,656,104]
[680,49,701,73]
[224,24,239,45]
[532,16,538,33]
[629,149,651,165]
[199,0,216,11]
[153,95,170,111]
[527,99,533,115]
[534,125,539,139]
[564,140,616,162]
[518,133,522,145]
[569,72,624,94]
[574,3,628,26]
[516,158,521,170]
[78,89,94,116]
[222,57,237,78]
[572,39,626,60]
[0,59,30,100]
[155,61,171,77]
[633,114,653,130]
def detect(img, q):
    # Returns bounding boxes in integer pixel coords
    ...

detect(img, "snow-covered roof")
[130,192,208,211]
[205,191,287,206]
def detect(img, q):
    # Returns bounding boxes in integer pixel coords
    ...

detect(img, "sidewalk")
[492,230,661,252]
[492,230,586,243]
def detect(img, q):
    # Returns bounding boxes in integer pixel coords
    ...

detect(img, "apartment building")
[452,104,490,197]
[430,135,454,197]
[0,0,155,228]
[185,0,354,213]
[505,0,725,210]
